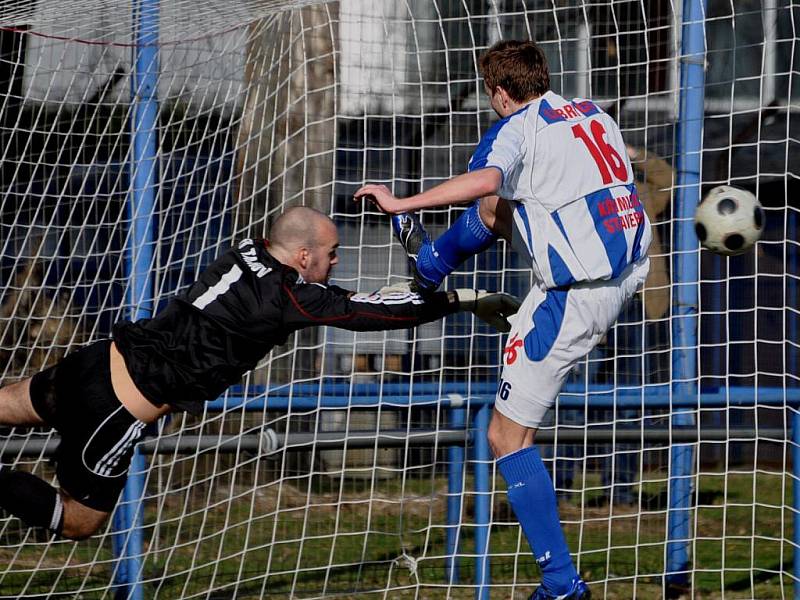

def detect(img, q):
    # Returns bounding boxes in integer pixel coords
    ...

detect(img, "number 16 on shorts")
[497,378,512,401]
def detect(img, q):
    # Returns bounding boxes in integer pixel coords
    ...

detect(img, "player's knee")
[488,434,519,459]
[478,197,513,240]
[488,412,534,458]
[60,498,108,540]
[488,420,518,458]
[60,520,99,541]
[0,378,44,426]
[478,197,499,228]
[487,431,503,458]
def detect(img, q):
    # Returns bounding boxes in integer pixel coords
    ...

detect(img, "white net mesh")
[0,1,798,598]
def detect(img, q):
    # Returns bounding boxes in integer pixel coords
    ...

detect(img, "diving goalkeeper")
[0,206,519,540]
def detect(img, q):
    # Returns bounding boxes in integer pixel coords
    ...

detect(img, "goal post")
[667,0,706,587]
[0,1,798,599]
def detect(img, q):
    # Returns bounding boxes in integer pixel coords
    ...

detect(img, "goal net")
[0,1,797,598]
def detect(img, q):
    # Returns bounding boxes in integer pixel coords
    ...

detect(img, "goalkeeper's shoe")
[529,578,591,600]
[391,212,439,293]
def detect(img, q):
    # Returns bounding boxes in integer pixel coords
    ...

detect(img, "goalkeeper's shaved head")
[270,206,335,251]
[268,206,340,284]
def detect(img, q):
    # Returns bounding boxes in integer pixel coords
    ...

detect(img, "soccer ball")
[694,185,765,256]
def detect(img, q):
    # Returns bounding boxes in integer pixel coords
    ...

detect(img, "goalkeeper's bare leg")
[0,378,110,539]
[0,341,167,540]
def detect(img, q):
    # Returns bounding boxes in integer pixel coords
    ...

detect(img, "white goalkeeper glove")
[376,281,415,295]
[454,289,522,333]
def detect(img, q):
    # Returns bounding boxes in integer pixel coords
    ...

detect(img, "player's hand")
[454,289,522,333]
[354,184,406,215]
[376,281,415,295]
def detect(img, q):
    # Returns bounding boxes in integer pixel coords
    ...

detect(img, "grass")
[0,468,795,599]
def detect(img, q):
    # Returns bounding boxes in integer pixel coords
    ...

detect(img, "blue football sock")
[416,201,497,287]
[497,445,579,594]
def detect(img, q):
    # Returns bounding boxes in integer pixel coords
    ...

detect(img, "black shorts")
[29,339,147,512]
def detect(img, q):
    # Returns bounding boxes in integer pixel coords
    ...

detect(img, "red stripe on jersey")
[283,284,419,324]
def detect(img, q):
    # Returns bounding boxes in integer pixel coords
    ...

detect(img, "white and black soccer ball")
[694,185,765,256]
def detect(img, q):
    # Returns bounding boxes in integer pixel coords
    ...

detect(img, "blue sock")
[416,201,497,287]
[497,445,579,594]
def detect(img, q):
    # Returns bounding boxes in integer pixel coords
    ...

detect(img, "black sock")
[0,469,64,536]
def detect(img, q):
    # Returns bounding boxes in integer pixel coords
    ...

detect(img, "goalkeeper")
[0,206,519,541]
[355,40,651,600]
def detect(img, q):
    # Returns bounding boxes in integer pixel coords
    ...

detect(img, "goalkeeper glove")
[454,289,522,333]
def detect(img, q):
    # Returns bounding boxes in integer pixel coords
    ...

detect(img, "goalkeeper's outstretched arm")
[282,281,520,333]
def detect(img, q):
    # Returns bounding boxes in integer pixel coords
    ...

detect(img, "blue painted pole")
[111,510,128,596]
[205,384,796,412]
[446,406,466,584]
[789,197,799,597]
[114,0,159,598]
[667,0,707,588]
[793,413,800,600]
[128,4,159,313]
[123,450,147,600]
[473,404,492,600]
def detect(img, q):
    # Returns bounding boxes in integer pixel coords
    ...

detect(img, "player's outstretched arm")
[354,168,502,214]
[283,280,520,333]
[373,285,521,333]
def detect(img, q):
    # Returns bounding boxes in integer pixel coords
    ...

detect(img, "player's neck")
[499,93,542,118]
[267,247,298,271]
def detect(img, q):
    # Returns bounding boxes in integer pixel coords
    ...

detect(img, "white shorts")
[495,257,650,428]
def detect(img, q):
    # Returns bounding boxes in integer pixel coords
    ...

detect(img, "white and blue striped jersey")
[469,90,652,289]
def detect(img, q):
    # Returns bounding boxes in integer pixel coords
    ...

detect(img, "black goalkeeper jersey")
[112,238,457,414]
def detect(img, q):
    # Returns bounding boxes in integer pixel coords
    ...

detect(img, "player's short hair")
[270,206,333,250]
[479,40,550,102]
